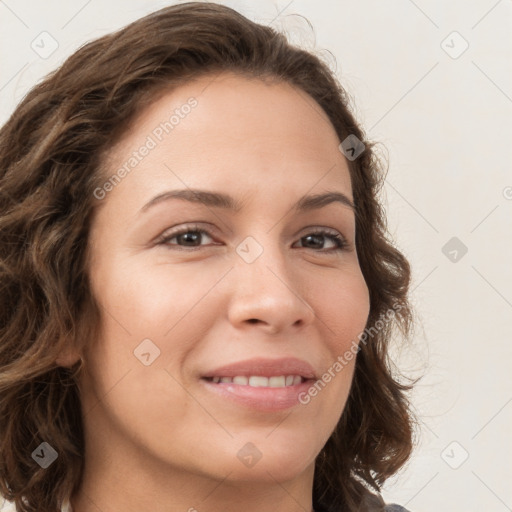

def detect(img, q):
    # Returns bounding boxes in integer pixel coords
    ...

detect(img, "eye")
[157,224,215,250]
[156,224,349,252]
[293,230,349,252]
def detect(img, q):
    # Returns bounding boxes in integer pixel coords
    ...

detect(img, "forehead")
[99,72,352,209]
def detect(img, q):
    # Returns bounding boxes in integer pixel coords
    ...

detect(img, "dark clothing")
[314,493,411,512]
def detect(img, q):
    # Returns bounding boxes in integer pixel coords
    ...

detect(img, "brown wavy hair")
[0,2,416,511]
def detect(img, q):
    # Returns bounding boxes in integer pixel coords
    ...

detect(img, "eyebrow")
[140,188,355,214]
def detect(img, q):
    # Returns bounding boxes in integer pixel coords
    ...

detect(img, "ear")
[55,343,82,368]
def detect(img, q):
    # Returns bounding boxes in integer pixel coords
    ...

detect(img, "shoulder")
[358,491,412,512]
[314,497,412,512]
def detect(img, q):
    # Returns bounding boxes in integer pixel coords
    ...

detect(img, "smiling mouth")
[200,374,315,411]
[201,375,310,387]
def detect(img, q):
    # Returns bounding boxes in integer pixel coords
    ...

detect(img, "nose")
[226,240,316,335]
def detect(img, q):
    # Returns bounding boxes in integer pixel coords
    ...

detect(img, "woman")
[0,3,416,511]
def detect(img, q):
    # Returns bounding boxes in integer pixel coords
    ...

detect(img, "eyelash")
[156,224,349,253]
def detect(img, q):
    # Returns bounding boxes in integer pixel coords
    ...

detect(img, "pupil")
[180,232,200,245]
[304,234,322,248]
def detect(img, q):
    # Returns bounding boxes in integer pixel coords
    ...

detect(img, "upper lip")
[201,357,317,379]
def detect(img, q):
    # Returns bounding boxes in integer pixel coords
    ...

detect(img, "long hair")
[0,3,416,511]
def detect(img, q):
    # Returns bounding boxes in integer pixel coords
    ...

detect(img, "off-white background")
[1,1,511,511]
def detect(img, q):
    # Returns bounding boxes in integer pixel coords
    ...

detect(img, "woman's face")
[79,72,370,488]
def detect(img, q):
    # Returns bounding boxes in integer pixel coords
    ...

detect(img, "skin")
[61,72,371,512]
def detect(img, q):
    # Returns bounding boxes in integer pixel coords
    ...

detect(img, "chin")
[224,458,311,484]
[230,442,316,483]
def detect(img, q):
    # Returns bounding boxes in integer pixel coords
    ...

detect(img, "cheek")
[298,268,369,408]
[86,256,226,374]
[311,267,370,352]
[80,260,211,448]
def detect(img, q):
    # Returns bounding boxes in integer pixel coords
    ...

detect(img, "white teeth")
[268,376,285,387]
[208,375,304,387]
[249,376,268,387]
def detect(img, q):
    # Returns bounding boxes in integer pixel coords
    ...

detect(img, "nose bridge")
[235,232,290,286]
[227,232,314,332]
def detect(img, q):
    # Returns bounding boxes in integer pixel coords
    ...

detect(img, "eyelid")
[155,223,351,252]
[154,223,216,247]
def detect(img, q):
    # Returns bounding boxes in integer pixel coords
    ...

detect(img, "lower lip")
[200,378,315,411]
